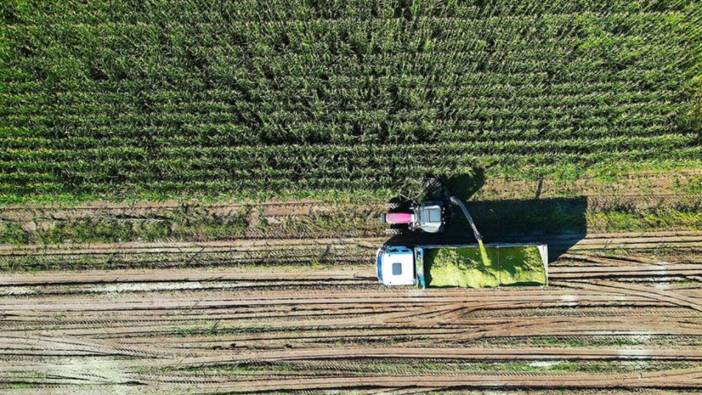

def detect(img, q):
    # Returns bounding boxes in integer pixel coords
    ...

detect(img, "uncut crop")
[1,0,701,200]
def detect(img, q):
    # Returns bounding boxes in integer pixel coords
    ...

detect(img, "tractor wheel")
[384,228,403,236]
[384,202,400,210]
[424,176,444,198]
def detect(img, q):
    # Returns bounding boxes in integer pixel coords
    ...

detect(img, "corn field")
[1,0,701,200]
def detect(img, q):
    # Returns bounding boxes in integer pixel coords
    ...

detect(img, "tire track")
[2,231,700,260]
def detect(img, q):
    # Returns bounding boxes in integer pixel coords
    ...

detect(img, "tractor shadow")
[385,171,587,262]
[467,197,587,260]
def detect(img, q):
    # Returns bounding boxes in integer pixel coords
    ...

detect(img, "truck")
[377,183,549,289]
[376,243,548,289]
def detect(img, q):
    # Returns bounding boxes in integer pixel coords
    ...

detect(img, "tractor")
[379,177,482,239]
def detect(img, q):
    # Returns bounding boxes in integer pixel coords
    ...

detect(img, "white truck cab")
[375,246,415,285]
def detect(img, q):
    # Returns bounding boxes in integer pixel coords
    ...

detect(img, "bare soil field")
[2,171,702,392]
[1,232,702,392]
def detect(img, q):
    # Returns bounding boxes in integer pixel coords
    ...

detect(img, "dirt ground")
[1,237,702,392]
[1,171,702,392]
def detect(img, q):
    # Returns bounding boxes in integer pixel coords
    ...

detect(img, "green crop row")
[2,146,700,198]
[0,0,700,202]
[1,0,689,25]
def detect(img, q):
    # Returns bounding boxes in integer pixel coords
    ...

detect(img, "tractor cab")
[415,202,443,233]
[380,201,446,235]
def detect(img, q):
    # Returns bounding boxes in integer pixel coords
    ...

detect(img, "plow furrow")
[212,370,702,392]
[3,310,700,342]
[0,291,687,313]
[3,346,701,368]
[2,231,702,260]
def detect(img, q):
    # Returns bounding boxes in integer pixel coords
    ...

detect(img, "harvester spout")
[449,196,491,267]
[449,196,482,242]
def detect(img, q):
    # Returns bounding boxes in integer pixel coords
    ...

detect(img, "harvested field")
[2,192,702,392]
[3,230,702,271]
[1,233,702,392]
[2,188,700,247]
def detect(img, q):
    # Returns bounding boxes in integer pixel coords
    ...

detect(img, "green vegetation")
[0,205,250,244]
[2,197,699,246]
[0,245,372,272]
[588,209,702,232]
[425,245,546,287]
[479,335,702,348]
[0,217,247,244]
[0,202,386,245]
[169,360,698,378]
[1,0,701,203]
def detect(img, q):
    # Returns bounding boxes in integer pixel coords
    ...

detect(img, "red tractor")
[380,201,446,234]
[379,176,482,239]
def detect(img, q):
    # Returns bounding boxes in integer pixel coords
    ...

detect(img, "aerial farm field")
[1,0,702,393]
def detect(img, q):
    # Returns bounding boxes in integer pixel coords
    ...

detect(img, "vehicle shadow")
[468,196,587,260]
[384,171,587,262]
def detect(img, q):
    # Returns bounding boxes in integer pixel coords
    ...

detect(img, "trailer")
[376,243,548,288]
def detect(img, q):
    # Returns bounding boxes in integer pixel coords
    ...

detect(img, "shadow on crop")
[393,169,485,203]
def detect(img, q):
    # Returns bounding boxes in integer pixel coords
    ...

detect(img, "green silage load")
[425,245,546,288]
